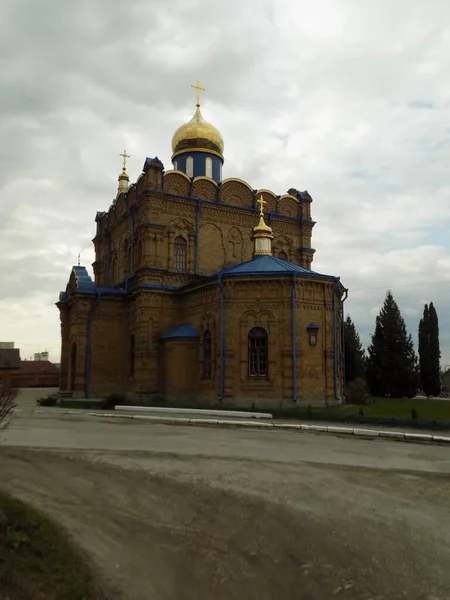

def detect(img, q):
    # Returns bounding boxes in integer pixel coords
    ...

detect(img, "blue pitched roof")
[217,255,338,280]
[160,323,199,340]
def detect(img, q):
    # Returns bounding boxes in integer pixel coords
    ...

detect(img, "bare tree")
[0,387,17,431]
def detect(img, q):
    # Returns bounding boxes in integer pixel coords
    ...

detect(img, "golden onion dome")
[253,215,273,234]
[172,105,224,156]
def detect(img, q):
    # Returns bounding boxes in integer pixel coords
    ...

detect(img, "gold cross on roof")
[119,149,130,171]
[257,195,267,216]
[191,79,205,106]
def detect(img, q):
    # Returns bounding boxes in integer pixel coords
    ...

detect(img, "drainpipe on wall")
[195,199,200,274]
[291,273,297,402]
[130,208,135,275]
[341,287,349,398]
[85,291,102,398]
[105,231,111,286]
[218,274,225,401]
[332,278,341,401]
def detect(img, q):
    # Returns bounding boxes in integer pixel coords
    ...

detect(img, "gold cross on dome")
[119,149,130,171]
[191,79,205,106]
[257,195,267,216]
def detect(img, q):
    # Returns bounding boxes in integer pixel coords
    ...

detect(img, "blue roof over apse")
[217,255,338,280]
[72,266,96,289]
[160,324,200,340]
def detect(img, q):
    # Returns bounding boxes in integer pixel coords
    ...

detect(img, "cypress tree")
[366,291,418,398]
[344,315,366,382]
[418,302,441,397]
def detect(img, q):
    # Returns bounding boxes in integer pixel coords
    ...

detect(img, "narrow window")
[279,251,288,260]
[205,157,213,178]
[186,156,194,177]
[137,240,144,265]
[248,327,268,377]
[173,160,178,170]
[122,239,129,278]
[203,329,212,378]
[174,236,187,273]
[129,334,135,377]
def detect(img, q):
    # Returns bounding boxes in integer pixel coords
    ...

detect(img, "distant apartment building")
[34,351,49,361]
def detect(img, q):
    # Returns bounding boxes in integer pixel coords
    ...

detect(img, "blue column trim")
[85,292,102,398]
[291,273,297,402]
[219,274,225,401]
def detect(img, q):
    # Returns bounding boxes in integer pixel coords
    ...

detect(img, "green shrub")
[411,408,418,420]
[36,395,58,407]
[346,378,370,405]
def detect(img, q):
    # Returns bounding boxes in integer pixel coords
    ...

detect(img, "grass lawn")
[317,397,450,422]
[0,491,105,600]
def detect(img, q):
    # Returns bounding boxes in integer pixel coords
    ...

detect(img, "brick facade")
[57,158,346,408]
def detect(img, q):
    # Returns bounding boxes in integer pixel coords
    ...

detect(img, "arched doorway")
[69,343,77,391]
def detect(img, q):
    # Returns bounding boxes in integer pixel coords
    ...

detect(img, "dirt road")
[0,390,449,599]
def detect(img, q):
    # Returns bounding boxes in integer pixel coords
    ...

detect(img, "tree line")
[344,291,441,398]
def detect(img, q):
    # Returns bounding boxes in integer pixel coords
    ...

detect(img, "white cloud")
[1,0,449,366]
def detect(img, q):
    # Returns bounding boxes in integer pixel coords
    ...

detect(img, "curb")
[115,405,273,420]
[75,411,450,445]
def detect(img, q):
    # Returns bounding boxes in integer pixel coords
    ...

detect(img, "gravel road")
[0,389,449,599]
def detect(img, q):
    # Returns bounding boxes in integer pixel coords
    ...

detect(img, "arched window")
[129,334,135,377]
[248,327,268,377]
[186,156,194,178]
[174,236,187,273]
[203,329,212,378]
[279,251,288,260]
[173,160,178,170]
[205,157,213,178]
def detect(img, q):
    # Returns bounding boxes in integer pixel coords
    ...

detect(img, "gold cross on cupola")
[119,149,130,171]
[191,79,205,106]
[257,194,267,216]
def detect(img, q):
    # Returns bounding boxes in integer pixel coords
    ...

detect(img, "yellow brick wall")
[92,169,316,287]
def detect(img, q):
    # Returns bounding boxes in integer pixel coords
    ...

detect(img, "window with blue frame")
[205,157,213,178]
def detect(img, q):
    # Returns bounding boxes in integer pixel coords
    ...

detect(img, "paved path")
[1,389,449,599]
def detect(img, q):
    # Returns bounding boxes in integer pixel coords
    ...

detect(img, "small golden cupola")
[171,80,224,183]
[118,149,130,193]
[251,196,274,256]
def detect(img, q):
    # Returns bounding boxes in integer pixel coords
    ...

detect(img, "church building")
[57,82,348,408]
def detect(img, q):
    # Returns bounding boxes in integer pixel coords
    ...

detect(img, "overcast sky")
[1,0,450,368]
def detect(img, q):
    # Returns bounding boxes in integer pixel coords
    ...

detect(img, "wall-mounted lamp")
[306,322,319,347]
